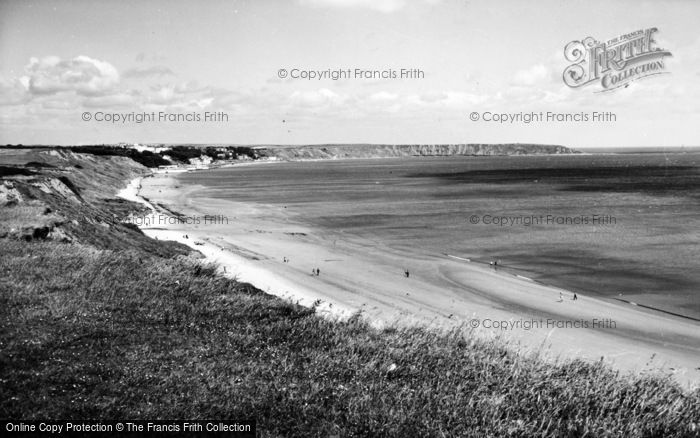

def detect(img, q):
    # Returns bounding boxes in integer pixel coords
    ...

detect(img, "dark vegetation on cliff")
[1,148,698,437]
[2,144,259,167]
[165,145,258,163]
[66,145,171,168]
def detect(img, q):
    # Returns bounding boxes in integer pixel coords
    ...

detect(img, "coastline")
[118,171,356,321]
[119,165,700,387]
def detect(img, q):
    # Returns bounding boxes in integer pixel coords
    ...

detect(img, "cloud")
[299,0,441,13]
[24,55,119,96]
[148,85,177,105]
[123,65,174,79]
[278,88,490,120]
[289,88,348,107]
[82,93,135,108]
[418,91,448,103]
[1,54,228,117]
[136,82,229,112]
[134,52,167,64]
[299,0,407,13]
[40,99,79,110]
[405,90,487,110]
[513,64,549,86]
[0,77,30,106]
[368,91,398,101]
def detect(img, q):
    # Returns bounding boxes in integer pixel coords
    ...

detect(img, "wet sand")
[122,169,700,386]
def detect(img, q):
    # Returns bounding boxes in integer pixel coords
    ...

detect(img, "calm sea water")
[179,153,700,319]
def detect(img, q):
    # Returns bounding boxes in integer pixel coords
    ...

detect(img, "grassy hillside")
[1,148,699,437]
[2,240,698,436]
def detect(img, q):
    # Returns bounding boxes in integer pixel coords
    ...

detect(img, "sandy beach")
[120,168,700,387]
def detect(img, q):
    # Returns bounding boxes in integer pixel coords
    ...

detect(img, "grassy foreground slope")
[2,241,699,437]
[1,149,699,437]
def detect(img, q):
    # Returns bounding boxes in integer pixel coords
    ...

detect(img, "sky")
[0,0,698,148]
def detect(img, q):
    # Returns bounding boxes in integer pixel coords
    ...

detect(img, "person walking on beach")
[558,292,563,302]
[316,268,320,276]
[573,293,578,301]
[404,269,410,278]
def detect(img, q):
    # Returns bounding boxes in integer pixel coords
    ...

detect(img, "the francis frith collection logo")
[563,28,672,92]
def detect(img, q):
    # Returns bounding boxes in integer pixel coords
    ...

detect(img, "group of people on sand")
[280,256,320,276]
[485,257,579,302]
[558,292,578,302]
[484,258,580,302]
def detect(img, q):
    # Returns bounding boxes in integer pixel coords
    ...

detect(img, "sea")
[177,152,700,320]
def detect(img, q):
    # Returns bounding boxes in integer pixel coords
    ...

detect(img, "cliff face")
[0,149,187,255]
[256,144,576,161]
[0,150,142,242]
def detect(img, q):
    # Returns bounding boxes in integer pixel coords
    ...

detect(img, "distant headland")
[253,143,576,160]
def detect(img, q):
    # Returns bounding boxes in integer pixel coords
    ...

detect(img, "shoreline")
[118,165,700,387]
[118,172,356,321]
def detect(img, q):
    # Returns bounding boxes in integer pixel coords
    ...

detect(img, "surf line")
[446,253,544,285]
[612,298,700,323]
[446,254,471,262]
[444,253,700,323]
